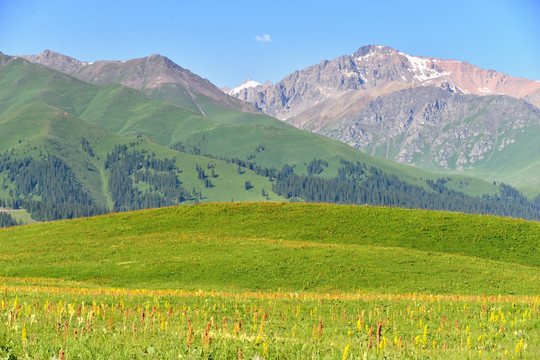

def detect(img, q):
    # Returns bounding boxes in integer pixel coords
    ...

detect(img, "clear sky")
[1,0,539,87]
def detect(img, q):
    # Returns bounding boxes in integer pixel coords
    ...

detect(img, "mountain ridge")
[228,45,540,193]
[19,50,259,116]
[2,50,539,224]
[230,45,540,120]
[226,78,262,95]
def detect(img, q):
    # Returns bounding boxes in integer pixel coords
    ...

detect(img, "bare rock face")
[325,87,540,171]
[20,51,258,115]
[231,45,540,120]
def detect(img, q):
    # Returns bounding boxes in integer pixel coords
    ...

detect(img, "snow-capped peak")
[228,79,261,95]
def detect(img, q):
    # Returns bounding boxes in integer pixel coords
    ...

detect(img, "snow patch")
[229,79,261,95]
[404,54,451,82]
[356,51,376,61]
[478,87,491,93]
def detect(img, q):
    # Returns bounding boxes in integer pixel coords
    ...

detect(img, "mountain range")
[1,47,539,226]
[229,45,540,194]
[20,50,258,116]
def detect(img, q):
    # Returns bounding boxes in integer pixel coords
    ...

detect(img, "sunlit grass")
[0,202,538,358]
[0,279,537,359]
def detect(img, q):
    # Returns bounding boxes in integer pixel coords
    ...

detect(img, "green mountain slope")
[1,203,538,295]
[0,56,96,118]
[3,52,502,193]
[0,103,119,206]
[0,102,283,213]
[79,83,216,145]
[3,52,540,222]
[20,50,258,115]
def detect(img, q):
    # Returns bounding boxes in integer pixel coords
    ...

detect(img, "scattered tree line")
[195,163,214,188]
[171,142,278,179]
[171,142,540,221]
[0,144,200,226]
[0,153,94,205]
[271,160,540,221]
[22,200,106,222]
[307,158,328,176]
[0,152,106,223]
[105,144,191,212]
[2,142,539,228]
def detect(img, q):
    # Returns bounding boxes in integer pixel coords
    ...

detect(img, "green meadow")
[0,202,538,359]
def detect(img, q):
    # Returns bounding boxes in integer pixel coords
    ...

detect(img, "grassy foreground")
[0,280,538,359]
[0,202,538,359]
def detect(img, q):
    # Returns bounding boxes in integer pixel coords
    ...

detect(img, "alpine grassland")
[0,202,538,359]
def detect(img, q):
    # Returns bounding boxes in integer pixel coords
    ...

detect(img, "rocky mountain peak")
[353,44,396,58]
[0,52,12,65]
[146,53,178,68]
[230,45,540,120]
[226,45,540,184]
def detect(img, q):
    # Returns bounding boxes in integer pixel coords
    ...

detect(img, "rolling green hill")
[1,202,538,359]
[1,202,538,295]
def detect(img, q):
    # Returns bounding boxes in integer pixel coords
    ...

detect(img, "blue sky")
[1,0,539,87]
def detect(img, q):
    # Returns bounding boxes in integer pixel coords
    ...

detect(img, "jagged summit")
[20,50,85,73]
[230,44,540,120]
[145,53,181,68]
[353,44,395,56]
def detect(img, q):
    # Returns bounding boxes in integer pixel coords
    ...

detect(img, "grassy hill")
[1,202,538,295]
[1,204,538,359]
